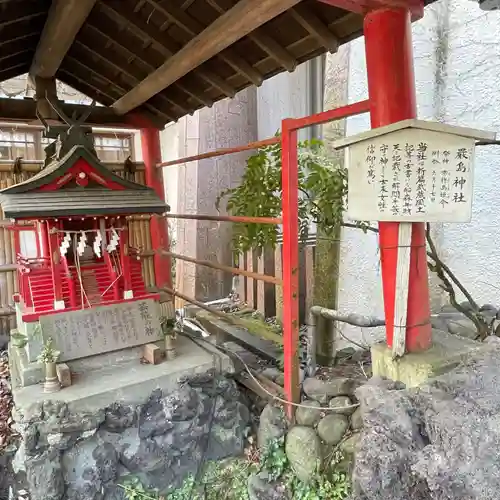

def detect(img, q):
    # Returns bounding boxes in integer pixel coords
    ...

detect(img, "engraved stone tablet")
[39,299,162,362]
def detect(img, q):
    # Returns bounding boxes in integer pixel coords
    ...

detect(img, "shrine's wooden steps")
[71,263,115,307]
[28,269,55,313]
[129,259,148,297]
[27,259,149,312]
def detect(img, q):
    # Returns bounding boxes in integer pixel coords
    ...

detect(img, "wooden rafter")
[29,0,98,81]
[74,31,178,116]
[0,17,45,48]
[0,2,47,28]
[101,0,236,98]
[206,0,297,72]
[143,0,263,86]
[85,17,191,114]
[0,34,38,60]
[112,0,303,114]
[88,12,211,108]
[66,41,176,122]
[290,4,339,53]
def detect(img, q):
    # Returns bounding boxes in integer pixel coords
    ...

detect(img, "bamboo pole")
[157,137,280,168]
[159,250,281,285]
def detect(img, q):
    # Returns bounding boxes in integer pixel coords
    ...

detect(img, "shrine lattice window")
[0,126,135,162]
[93,133,134,162]
[0,128,38,160]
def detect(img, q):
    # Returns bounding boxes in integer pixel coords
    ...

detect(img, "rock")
[430,314,449,332]
[303,377,360,404]
[258,404,287,449]
[14,373,251,500]
[350,408,363,430]
[25,448,64,500]
[103,403,137,433]
[459,300,475,312]
[447,317,478,340]
[295,400,322,427]
[351,349,500,500]
[261,367,282,382]
[247,471,291,500]
[329,396,356,416]
[480,304,497,313]
[484,335,500,346]
[285,426,321,482]
[317,414,349,445]
[340,433,361,455]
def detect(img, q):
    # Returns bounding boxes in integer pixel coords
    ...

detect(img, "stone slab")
[371,330,482,388]
[39,299,163,362]
[12,335,234,415]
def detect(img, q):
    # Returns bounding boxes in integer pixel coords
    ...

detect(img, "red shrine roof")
[0,145,169,219]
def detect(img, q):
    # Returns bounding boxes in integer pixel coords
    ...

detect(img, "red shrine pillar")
[47,220,65,310]
[364,7,431,352]
[140,126,172,290]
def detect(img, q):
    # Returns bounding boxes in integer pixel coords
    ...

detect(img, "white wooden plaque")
[346,128,475,222]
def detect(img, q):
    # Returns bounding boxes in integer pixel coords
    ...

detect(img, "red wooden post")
[39,221,50,259]
[364,6,431,352]
[48,220,64,309]
[281,118,301,419]
[140,126,172,289]
[120,225,133,298]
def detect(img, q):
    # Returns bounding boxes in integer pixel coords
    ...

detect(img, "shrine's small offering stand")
[336,119,496,386]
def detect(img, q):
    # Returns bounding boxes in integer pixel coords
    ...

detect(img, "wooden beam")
[29,0,98,81]
[0,96,162,128]
[101,0,235,100]
[112,0,302,114]
[290,4,339,53]
[143,0,263,86]
[206,0,297,72]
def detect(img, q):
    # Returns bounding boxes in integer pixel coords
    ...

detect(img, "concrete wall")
[161,88,259,302]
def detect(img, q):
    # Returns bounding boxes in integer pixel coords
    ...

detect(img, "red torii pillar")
[364,6,432,352]
[140,124,172,291]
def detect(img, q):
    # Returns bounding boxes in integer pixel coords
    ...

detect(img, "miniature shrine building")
[1,144,168,315]
[0,133,169,381]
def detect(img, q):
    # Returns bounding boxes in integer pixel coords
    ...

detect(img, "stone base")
[371,330,482,388]
[9,339,247,500]
[11,335,233,413]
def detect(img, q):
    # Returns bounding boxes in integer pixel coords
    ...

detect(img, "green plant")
[120,437,350,500]
[215,134,364,254]
[260,436,288,481]
[37,338,60,364]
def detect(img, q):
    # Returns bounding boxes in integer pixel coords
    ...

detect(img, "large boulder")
[285,426,321,482]
[352,345,500,500]
[258,404,287,449]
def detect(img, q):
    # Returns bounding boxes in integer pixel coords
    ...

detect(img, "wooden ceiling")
[0,0,433,128]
